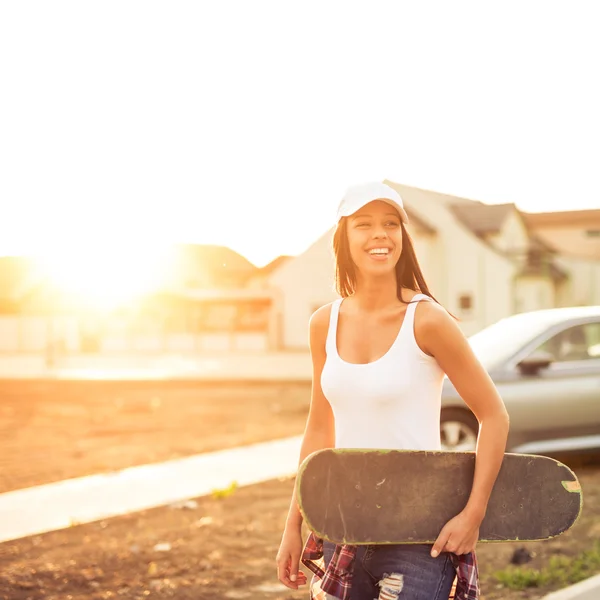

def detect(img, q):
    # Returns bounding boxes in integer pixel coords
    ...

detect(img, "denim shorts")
[323,540,455,600]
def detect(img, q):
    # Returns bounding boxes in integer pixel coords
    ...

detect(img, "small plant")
[495,567,550,589]
[493,541,600,590]
[211,481,238,500]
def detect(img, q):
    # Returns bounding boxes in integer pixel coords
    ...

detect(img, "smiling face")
[345,199,403,277]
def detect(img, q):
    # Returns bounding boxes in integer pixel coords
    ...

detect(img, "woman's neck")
[351,276,402,312]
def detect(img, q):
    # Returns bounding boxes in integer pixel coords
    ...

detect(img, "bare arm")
[276,304,335,588]
[285,304,336,529]
[416,302,510,555]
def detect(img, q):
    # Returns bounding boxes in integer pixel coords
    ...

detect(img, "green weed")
[211,481,238,500]
[493,541,600,590]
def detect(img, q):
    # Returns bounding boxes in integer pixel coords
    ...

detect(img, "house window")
[458,294,473,312]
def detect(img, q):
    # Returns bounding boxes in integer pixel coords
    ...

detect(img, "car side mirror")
[517,351,554,375]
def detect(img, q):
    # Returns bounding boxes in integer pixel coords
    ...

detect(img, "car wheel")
[440,409,478,452]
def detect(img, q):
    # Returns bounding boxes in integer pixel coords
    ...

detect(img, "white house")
[264,181,600,350]
[523,209,600,307]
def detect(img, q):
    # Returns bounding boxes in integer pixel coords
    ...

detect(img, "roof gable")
[259,255,292,276]
[448,203,517,235]
[172,244,258,288]
[523,209,600,228]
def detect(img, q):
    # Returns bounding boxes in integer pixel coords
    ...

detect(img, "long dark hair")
[333,217,442,306]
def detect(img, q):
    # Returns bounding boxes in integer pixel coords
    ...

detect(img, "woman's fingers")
[276,554,306,589]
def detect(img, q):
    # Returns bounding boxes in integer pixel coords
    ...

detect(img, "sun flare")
[34,243,175,310]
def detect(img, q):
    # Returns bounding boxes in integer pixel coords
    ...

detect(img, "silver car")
[440,306,600,454]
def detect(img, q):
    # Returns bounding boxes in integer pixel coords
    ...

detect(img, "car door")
[498,320,600,442]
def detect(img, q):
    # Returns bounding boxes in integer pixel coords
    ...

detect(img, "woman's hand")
[276,526,308,590]
[431,509,482,557]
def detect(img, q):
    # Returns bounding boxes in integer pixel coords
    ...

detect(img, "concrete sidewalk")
[0,435,302,544]
[0,352,312,381]
[542,574,600,599]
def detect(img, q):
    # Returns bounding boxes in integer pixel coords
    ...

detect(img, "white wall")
[514,278,555,313]
[554,256,600,306]
[389,182,516,336]
[0,318,19,351]
[406,228,441,295]
[0,316,81,352]
[0,316,269,354]
[269,231,339,349]
[490,211,530,255]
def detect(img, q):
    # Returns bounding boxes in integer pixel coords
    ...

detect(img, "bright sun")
[34,243,175,310]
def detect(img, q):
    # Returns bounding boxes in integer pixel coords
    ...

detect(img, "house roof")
[404,208,436,234]
[385,182,572,281]
[172,244,258,288]
[528,234,557,253]
[385,180,518,236]
[448,203,517,235]
[522,209,600,228]
[175,243,256,270]
[386,180,481,207]
[259,255,292,276]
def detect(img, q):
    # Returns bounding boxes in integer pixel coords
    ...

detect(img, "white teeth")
[369,248,389,255]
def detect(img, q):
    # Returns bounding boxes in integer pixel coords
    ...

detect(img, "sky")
[1,1,599,268]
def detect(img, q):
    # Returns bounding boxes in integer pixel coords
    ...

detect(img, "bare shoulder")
[309,302,335,347]
[414,299,462,355]
[310,302,333,325]
[414,298,454,328]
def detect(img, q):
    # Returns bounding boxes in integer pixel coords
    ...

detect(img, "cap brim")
[337,197,409,224]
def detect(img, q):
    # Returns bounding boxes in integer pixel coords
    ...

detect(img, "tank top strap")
[403,293,432,330]
[409,292,432,305]
[326,299,343,355]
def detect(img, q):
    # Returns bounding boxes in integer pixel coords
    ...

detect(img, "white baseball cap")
[336,182,409,224]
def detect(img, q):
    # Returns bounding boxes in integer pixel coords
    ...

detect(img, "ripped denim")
[323,541,455,600]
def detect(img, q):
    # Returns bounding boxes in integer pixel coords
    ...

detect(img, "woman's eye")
[385,221,400,227]
[355,222,370,228]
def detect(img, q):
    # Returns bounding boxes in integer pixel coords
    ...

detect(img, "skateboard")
[296,449,582,545]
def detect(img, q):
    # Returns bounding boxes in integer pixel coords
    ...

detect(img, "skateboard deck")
[296,449,582,545]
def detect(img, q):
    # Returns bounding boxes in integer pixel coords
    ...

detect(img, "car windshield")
[467,313,559,370]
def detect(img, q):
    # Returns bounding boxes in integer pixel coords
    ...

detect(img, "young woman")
[276,182,509,600]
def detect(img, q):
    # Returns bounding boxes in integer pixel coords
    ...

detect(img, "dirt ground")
[0,380,311,493]
[1,380,599,599]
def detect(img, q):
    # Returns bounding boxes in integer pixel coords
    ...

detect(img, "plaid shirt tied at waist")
[301,532,479,600]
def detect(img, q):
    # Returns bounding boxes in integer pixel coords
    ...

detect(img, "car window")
[536,322,600,362]
[467,313,563,370]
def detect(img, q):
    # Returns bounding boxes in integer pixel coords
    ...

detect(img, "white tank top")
[320,294,444,451]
